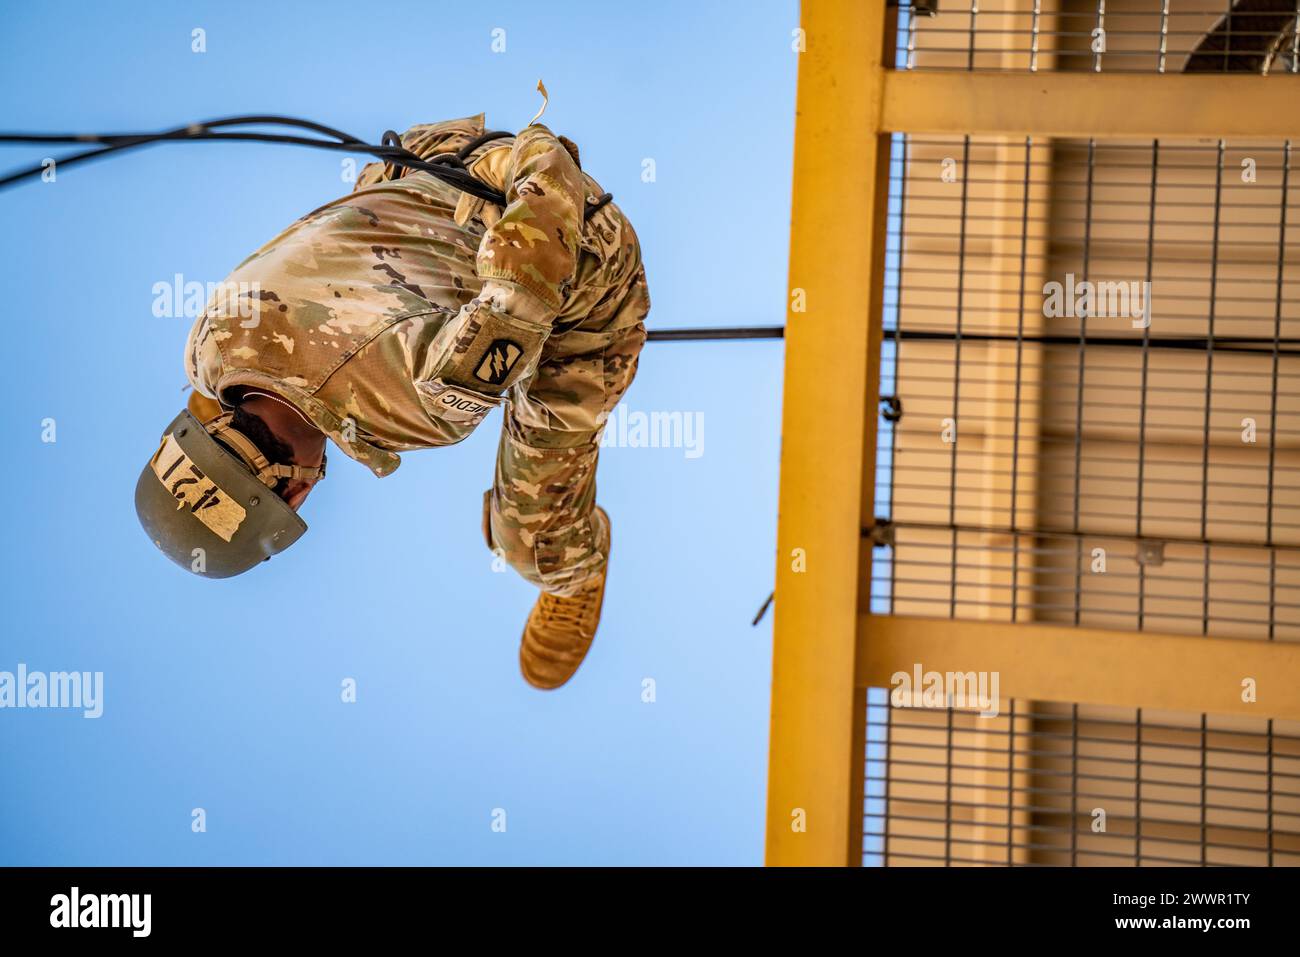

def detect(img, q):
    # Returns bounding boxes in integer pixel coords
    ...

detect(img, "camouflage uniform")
[185,115,649,594]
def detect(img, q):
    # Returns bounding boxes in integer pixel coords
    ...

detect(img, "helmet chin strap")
[205,413,326,488]
[241,390,318,429]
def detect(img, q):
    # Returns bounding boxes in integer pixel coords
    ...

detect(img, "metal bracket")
[1137,540,1166,567]
[888,0,939,16]
[868,519,896,548]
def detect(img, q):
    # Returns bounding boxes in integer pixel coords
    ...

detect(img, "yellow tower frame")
[766,0,1300,866]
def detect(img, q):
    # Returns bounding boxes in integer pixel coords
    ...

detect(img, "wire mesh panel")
[867,24,1300,859]
[864,690,1300,865]
[874,133,1300,639]
[898,0,1300,74]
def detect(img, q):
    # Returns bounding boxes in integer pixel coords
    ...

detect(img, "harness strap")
[205,413,326,488]
[394,128,614,221]
[455,130,515,162]
[264,462,328,482]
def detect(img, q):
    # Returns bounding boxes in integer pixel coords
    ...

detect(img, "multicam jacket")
[184,114,645,478]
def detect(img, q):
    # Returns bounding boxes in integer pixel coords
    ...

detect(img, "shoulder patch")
[474,339,523,386]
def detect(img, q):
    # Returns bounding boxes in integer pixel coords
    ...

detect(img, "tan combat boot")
[519,507,610,690]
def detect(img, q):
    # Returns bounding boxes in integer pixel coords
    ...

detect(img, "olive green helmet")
[135,409,325,578]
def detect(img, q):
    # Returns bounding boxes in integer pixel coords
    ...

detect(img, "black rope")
[644,325,1300,353]
[0,115,512,204]
[1,114,365,145]
[646,326,784,342]
[887,327,1300,355]
[0,115,608,220]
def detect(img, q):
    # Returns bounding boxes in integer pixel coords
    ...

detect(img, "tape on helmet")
[134,409,323,578]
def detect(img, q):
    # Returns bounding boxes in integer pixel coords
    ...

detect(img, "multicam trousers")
[482,269,649,596]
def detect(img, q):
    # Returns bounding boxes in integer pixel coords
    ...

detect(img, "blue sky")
[0,0,797,864]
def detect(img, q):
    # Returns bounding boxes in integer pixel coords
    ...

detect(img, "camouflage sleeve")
[185,314,224,400]
[351,159,388,191]
[475,123,586,321]
[411,124,588,445]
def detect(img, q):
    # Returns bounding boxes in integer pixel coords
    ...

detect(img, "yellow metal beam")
[881,71,1300,139]
[765,0,887,867]
[857,615,1300,721]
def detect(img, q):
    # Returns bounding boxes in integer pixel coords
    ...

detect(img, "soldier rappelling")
[134,105,649,691]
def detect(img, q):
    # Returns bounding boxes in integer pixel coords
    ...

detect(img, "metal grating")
[844,0,1300,871]
[863,690,1300,865]
[872,133,1300,639]
[897,0,1300,74]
